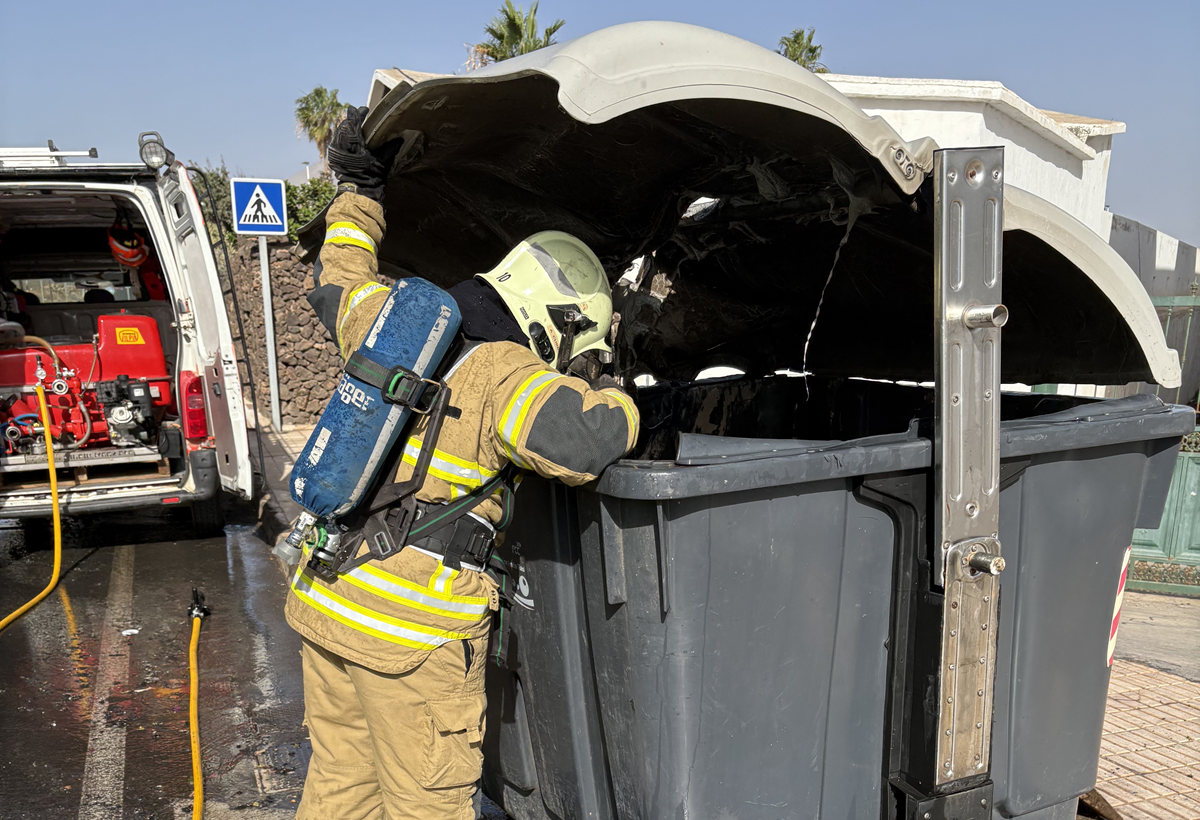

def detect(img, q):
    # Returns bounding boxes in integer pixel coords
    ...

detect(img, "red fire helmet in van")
[108,217,149,267]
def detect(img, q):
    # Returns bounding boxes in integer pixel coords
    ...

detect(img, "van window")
[12,272,136,304]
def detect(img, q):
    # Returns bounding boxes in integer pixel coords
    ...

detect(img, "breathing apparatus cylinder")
[283,278,461,559]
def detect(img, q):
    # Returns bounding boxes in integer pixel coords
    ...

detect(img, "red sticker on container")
[1108,546,1132,667]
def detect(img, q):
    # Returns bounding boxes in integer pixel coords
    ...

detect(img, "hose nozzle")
[187,587,210,620]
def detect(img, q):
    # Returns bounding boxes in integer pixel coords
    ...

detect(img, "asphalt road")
[1114,590,1200,682]
[0,502,307,819]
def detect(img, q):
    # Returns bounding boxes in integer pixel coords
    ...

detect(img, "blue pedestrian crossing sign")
[230,178,288,235]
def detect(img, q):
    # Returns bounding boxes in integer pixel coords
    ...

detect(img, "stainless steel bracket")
[933,147,1006,788]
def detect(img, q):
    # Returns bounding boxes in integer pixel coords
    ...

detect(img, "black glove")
[327,106,387,202]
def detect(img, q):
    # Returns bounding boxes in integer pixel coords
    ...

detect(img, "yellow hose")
[0,385,61,633]
[189,614,204,819]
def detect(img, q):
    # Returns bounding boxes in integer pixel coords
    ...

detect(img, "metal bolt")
[969,553,1006,575]
[895,149,905,161]
[951,393,960,405]
[992,167,1001,181]
[925,814,932,820]
[948,171,957,183]
[981,799,988,807]
[984,389,993,400]
[982,623,988,630]
[980,658,986,664]
[965,501,979,517]
[968,167,978,180]
[949,664,955,670]
[950,630,957,637]
[976,722,983,729]
[944,761,952,768]
[946,729,952,736]
[948,697,954,703]
[951,601,959,609]
[978,689,985,697]
[943,541,952,552]
[983,596,990,602]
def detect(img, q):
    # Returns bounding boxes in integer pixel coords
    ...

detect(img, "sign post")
[230,178,288,432]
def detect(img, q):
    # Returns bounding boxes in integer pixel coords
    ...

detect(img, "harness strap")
[337,464,516,575]
[345,351,437,410]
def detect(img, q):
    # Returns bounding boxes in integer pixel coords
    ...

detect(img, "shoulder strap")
[343,463,517,574]
[408,463,518,542]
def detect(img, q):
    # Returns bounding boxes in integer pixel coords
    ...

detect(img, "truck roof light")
[138,132,174,170]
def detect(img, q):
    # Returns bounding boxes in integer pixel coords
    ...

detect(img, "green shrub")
[286,177,336,242]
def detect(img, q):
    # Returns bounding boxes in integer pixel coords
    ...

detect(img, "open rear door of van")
[157,163,254,499]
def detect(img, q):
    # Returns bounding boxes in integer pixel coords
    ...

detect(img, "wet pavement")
[0,503,306,819]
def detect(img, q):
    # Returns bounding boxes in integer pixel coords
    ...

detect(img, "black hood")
[448,278,526,346]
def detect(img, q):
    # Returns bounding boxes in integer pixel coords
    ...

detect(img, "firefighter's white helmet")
[476,231,613,369]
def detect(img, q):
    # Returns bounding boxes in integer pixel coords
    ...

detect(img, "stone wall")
[227,238,342,427]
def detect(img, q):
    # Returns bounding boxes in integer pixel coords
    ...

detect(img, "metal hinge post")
[933,147,1008,789]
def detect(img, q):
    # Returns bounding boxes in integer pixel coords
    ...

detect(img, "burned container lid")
[327,21,1177,389]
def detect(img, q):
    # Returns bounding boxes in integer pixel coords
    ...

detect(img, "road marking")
[77,545,135,820]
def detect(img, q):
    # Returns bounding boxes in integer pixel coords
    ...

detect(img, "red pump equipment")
[0,313,172,452]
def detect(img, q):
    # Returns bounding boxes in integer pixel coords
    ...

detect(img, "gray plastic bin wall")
[482,394,1192,820]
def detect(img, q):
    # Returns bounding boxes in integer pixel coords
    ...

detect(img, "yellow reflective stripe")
[339,572,486,622]
[338,282,389,340]
[511,375,558,441]
[419,441,495,475]
[357,563,488,605]
[401,454,483,488]
[401,438,497,488]
[498,371,561,466]
[291,573,469,648]
[604,389,637,438]
[428,562,458,593]
[324,221,377,253]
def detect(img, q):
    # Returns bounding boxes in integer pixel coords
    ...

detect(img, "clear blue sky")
[2,0,1196,243]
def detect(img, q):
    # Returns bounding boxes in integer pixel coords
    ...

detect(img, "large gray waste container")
[332,20,1189,820]
[482,381,1192,820]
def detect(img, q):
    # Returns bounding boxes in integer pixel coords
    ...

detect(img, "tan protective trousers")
[296,635,489,820]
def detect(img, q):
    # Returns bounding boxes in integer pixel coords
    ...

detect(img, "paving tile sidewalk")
[251,425,315,530]
[1097,660,1200,819]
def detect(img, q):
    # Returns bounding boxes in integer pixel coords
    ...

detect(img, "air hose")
[0,385,62,633]
[187,588,210,819]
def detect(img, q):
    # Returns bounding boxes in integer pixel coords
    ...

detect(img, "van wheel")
[190,497,226,538]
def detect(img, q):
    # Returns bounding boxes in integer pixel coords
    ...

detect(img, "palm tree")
[294,86,344,176]
[471,1,565,66]
[778,27,828,73]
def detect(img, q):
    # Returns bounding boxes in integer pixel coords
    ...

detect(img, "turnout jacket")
[285,193,640,674]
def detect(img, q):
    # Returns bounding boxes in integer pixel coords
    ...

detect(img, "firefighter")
[285,107,639,820]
